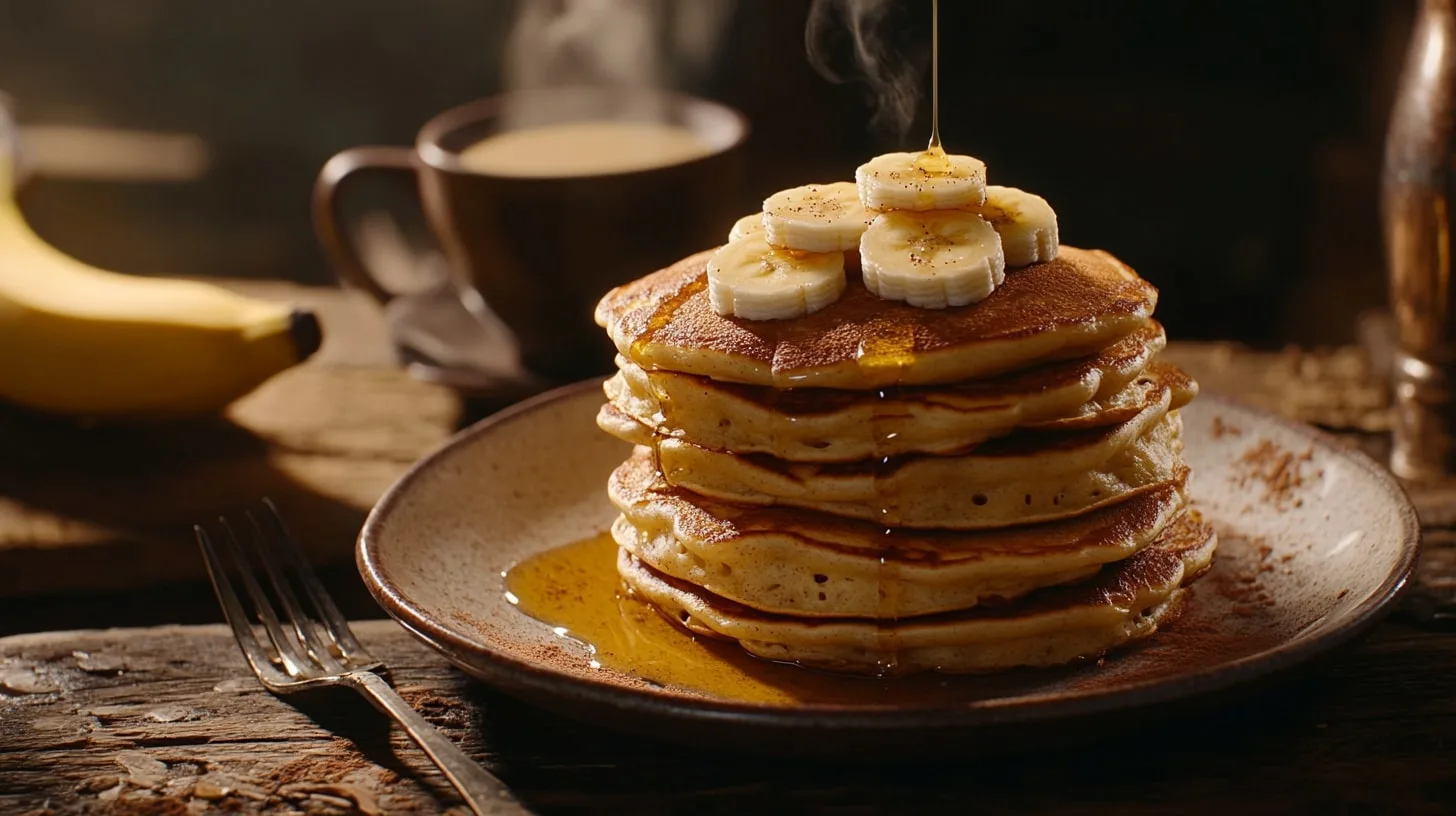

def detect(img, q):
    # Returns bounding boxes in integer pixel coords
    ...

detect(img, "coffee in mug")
[455,120,713,178]
[314,88,747,386]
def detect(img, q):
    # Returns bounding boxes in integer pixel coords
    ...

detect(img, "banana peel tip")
[288,308,323,362]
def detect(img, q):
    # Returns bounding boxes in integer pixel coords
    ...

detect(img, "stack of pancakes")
[593,245,1214,675]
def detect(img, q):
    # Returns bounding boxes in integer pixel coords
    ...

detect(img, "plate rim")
[357,378,1421,730]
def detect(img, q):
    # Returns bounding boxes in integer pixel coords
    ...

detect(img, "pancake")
[1025,361,1196,433]
[655,410,1186,529]
[650,385,1186,529]
[609,447,1190,617]
[602,326,1180,462]
[618,511,1216,675]
[594,246,1160,389]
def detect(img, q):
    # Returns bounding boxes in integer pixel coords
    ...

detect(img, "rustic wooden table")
[1,288,1453,814]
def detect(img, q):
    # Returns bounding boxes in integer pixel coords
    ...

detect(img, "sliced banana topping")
[707,233,846,321]
[855,150,987,212]
[728,213,766,243]
[762,181,871,253]
[715,148,1058,317]
[976,186,1059,267]
[859,210,1005,309]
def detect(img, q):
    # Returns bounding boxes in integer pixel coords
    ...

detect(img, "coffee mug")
[314,87,749,385]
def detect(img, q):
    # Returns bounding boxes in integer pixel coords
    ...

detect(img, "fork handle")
[346,671,533,815]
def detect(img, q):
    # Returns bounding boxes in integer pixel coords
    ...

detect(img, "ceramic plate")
[358,380,1419,756]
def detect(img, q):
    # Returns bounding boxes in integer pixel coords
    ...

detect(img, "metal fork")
[195,500,532,815]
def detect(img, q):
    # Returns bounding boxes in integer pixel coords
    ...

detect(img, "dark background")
[0,0,1413,346]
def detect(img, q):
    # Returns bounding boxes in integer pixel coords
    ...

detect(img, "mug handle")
[312,145,418,304]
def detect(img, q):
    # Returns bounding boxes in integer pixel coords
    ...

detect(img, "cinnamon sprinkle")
[1213,534,1278,615]
[1233,438,1320,510]
[1211,416,1243,439]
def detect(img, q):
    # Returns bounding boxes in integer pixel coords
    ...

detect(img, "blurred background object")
[0,0,1410,347]
[1380,0,1456,480]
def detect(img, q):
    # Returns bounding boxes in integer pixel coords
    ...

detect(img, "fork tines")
[195,499,373,686]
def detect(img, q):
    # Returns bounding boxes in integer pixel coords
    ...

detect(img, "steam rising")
[502,0,736,127]
[806,0,924,138]
[505,0,662,94]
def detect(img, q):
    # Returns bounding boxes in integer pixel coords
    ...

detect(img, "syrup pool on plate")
[502,531,993,706]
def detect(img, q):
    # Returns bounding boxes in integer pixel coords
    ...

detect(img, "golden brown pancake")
[601,326,1182,462]
[648,383,1186,529]
[594,245,1160,389]
[609,446,1190,618]
[1027,361,1197,433]
[618,511,1216,675]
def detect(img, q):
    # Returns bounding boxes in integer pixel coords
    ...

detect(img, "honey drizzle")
[646,377,673,486]
[929,0,941,153]
[633,274,706,484]
[856,326,917,675]
[914,0,949,178]
[631,273,706,359]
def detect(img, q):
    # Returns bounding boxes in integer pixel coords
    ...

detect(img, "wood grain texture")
[0,364,459,598]
[0,283,462,599]
[1,618,1454,815]
[0,622,474,814]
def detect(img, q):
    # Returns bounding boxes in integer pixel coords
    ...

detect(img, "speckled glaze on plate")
[357,379,1419,756]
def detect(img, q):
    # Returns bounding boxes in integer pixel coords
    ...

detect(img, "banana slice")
[855,150,987,212]
[977,186,1059,267]
[707,233,846,321]
[729,213,765,243]
[859,210,1005,309]
[762,181,870,252]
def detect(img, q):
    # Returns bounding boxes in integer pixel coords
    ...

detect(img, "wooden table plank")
[0,284,463,599]
[0,622,472,814]
[2,618,1454,815]
[0,364,460,598]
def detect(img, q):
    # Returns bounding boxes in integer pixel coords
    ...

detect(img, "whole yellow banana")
[0,157,321,419]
